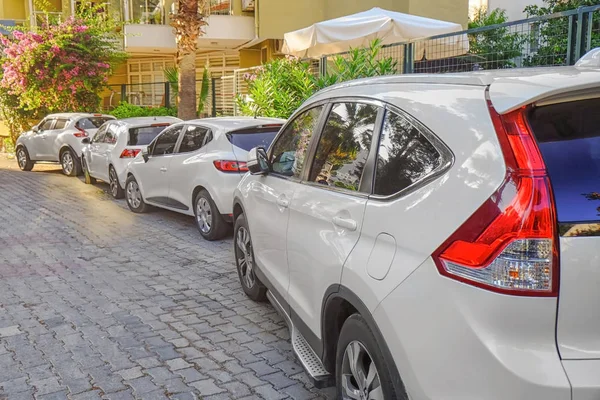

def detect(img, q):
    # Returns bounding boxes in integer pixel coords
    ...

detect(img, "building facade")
[469,0,544,21]
[0,0,468,114]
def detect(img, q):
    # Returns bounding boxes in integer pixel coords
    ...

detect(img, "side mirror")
[32,126,39,133]
[247,147,270,175]
[81,137,91,144]
[142,147,149,163]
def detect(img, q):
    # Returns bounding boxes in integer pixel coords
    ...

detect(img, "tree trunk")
[177,52,197,120]
[170,0,207,120]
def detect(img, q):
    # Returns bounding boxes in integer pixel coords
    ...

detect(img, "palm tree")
[170,0,208,119]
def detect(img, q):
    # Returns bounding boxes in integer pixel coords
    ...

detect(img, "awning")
[282,7,468,61]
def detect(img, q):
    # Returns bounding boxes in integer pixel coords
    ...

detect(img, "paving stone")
[166,358,192,371]
[189,379,226,396]
[0,325,22,337]
[32,377,61,396]
[116,367,143,381]
[175,368,207,383]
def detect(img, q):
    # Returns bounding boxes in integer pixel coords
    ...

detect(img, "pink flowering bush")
[0,13,125,143]
[1,17,123,112]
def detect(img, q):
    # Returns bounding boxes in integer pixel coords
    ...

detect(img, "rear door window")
[227,126,281,152]
[128,126,169,146]
[528,97,600,223]
[178,125,208,153]
[53,119,68,130]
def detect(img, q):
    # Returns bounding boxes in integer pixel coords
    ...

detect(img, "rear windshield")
[128,126,169,146]
[227,128,280,151]
[77,117,113,129]
[528,97,600,223]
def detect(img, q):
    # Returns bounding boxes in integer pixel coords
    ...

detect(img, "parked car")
[81,116,182,199]
[232,62,600,398]
[125,117,284,240]
[15,113,115,176]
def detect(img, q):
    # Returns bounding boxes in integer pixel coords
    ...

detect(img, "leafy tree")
[468,7,525,69]
[524,0,600,66]
[163,63,210,116]
[170,0,207,120]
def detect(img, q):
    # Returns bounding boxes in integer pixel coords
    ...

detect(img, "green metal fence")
[321,5,600,74]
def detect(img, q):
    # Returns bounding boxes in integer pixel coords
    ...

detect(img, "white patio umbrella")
[282,7,468,61]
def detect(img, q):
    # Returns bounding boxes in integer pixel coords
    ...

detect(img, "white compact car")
[125,117,284,240]
[81,116,181,199]
[15,113,115,176]
[232,62,600,398]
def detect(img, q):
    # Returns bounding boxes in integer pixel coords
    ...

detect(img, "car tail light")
[432,96,558,297]
[213,160,248,173]
[120,149,141,158]
[74,127,87,138]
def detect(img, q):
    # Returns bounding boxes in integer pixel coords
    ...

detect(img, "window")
[151,126,183,156]
[128,60,175,107]
[178,125,208,153]
[128,126,169,146]
[374,110,443,196]
[53,119,68,130]
[92,126,108,143]
[308,103,378,192]
[39,119,54,131]
[77,117,113,130]
[270,106,323,178]
[104,125,118,144]
[227,127,281,152]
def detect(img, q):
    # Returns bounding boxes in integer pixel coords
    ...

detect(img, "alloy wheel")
[126,180,141,209]
[109,168,118,197]
[196,197,212,234]
[341,341,383,400]
[61,151,73,175]
[236,226,255,288]
[17,149,26,169]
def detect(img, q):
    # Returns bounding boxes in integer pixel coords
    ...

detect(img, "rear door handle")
[276,196,289,208]
[160,167,167,172]
[333,216,357,231]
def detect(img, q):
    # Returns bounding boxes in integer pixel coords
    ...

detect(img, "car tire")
[336,314,405,400]
[16,146,34,171]
[125,175,149,213]
[60,148,81,177]
[194,189,229,241]
[82,156,96,184]
[234,213,267,302]
[109,165,125,199]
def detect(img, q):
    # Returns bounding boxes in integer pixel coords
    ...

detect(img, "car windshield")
[227,127,281,151]
[128,126,169,146]
[77,117,113,129]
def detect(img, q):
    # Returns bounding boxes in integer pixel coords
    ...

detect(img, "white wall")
[487,0,544,21]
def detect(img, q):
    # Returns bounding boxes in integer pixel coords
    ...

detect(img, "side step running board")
[267,291,334,388]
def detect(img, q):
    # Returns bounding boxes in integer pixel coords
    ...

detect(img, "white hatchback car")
[233,63,600,398]
[15,113,115,176]
[80,116,181,199]
[125,117,284,240]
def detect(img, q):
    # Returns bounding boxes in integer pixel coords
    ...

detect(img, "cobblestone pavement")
[0,156,335,400]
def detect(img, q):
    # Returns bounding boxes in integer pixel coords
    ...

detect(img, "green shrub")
[109,102,178,119]
[236,39,398,119]
[3,137,15,153]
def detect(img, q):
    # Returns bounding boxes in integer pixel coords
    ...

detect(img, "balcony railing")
[33,11,62,27]
[128,0,231,25]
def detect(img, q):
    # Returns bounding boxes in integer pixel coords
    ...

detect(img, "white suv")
[15,113,115,176]
[233,64,600,399]
[81,116,181,199]
[125,117,284,240]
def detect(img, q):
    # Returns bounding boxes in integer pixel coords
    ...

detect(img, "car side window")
[203,130,213,146]
[308,102,378,192]
[177,125,208,153]
[39,119,54,131]
[270,105,324,178]
[152,125,183,156]
[53,119,68,130]
[373,110,444,196]
[104,124,118,145]
[92,126,107,143]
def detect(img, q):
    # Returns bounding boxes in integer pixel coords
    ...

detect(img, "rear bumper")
[374,258,571,400]
[563,359,600,400]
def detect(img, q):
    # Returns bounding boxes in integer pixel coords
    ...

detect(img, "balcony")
[123,0,254,53]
